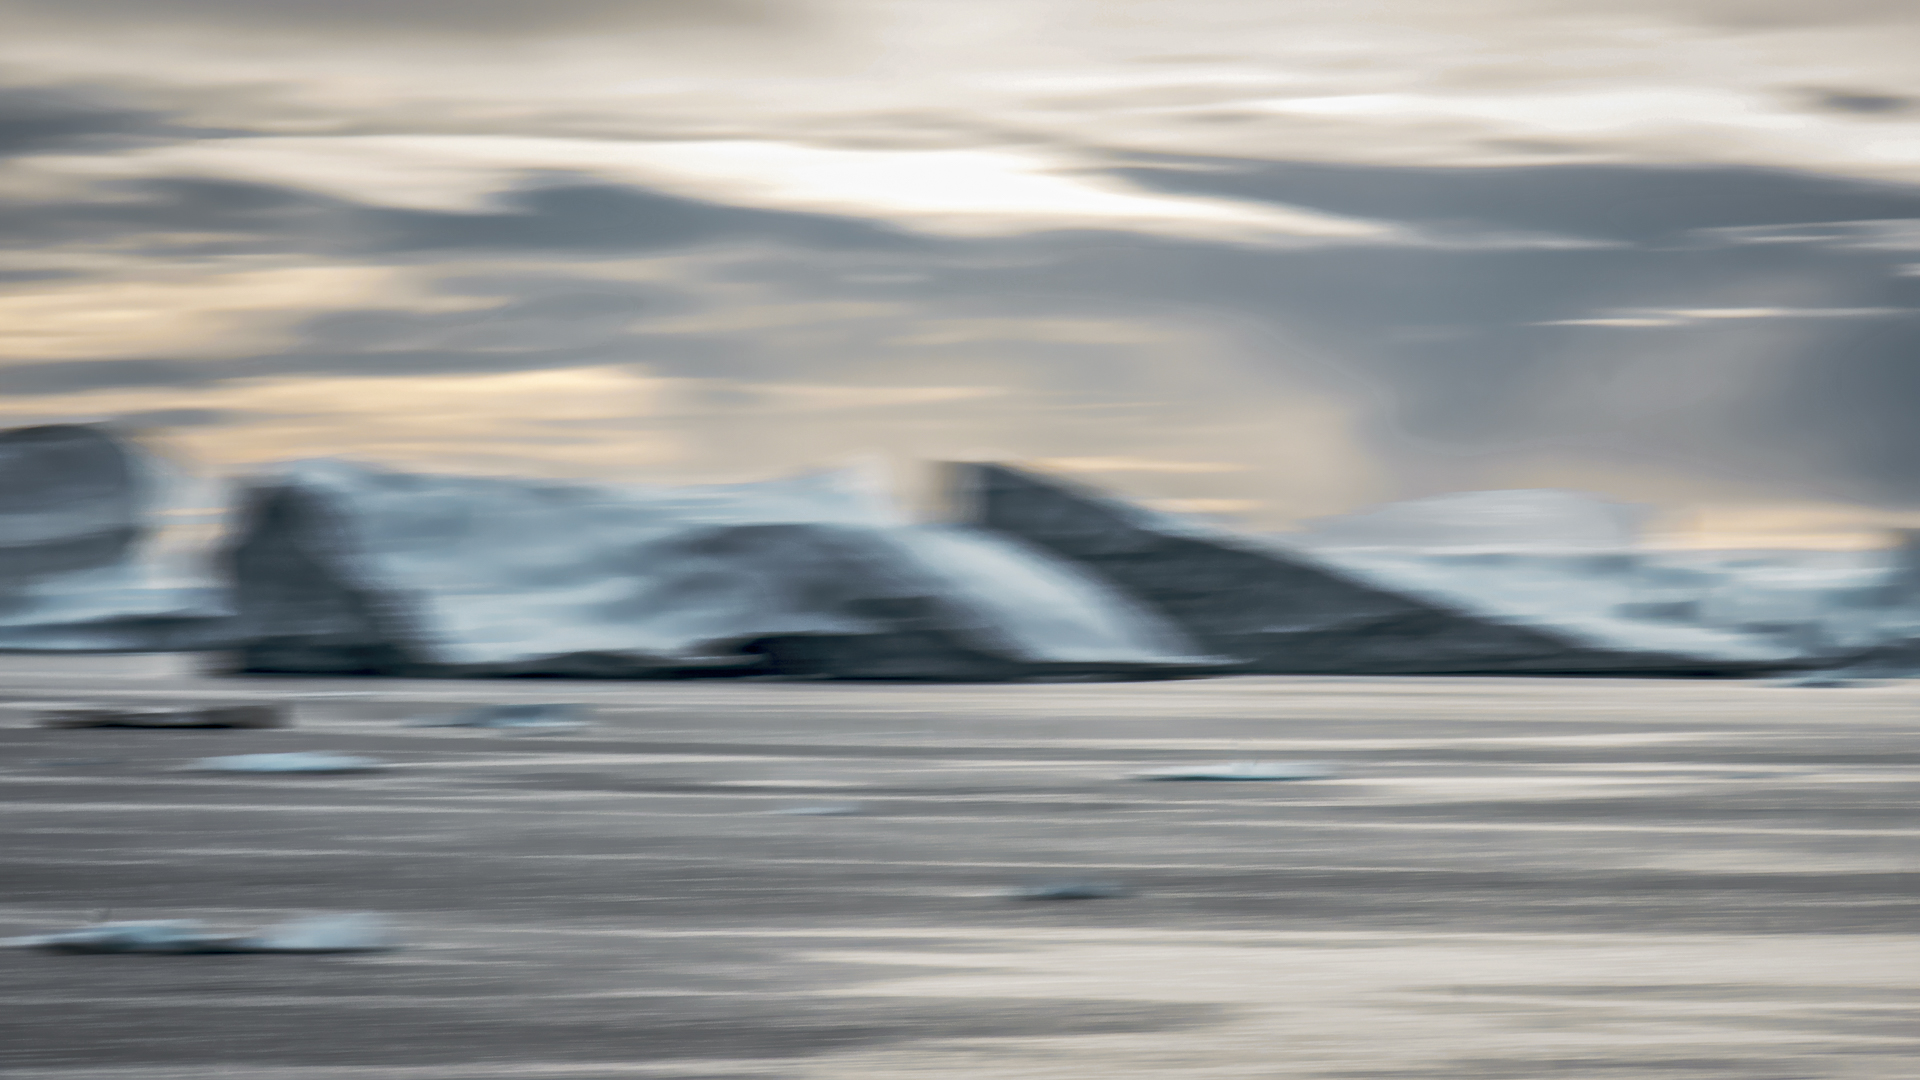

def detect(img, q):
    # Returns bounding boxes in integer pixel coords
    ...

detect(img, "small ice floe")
[1132,761,1337,781]
[3,913,397,955]
[765,803,864,816]
[34,703,287,730]
[1770,674,1875,688]
[1003,880,1132,901]
[242,913,397,952]
[191,752,386,774]
[407,703,590,733]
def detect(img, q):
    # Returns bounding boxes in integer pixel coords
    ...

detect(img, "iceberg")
[957,463,1803,675]
[222,459,1221,680]
[0,424,229,651]
[1295,496,1920,662]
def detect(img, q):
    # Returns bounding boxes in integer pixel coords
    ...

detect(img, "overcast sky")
[2,0,1918,545]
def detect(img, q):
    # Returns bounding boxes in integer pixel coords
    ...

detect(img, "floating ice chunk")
[1132,761,1338,781]
[407,703,590,732]
[1004,881,1132,900]
[1770,674,1875,688]
[4,914,397,954]
[1,920,235,954]
[766,803,865,816]
[35,703,287,729]
[292,692,380,702]
[233,913,396,953]
[192,752,386,773]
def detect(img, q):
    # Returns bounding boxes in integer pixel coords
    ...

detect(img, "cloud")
[0,269,79,283]
[5,0,1920,547]
[363,183,921,253]
[1654,500,1920,552]
[740,383,1003,413]
[1143,498,1262,515]
[1533,317,1684,328]
[0,172,926,271]
[0,266,717,396]
[1032,456,1250,474]
[0,264,416,360]
[0,85,174,157]
[1806,89,1913,115]
[0,0,786,36]
[0,358,218,395]
[1668,306,1911,318]
[1747,318,1920,503]
[0,239,1393,509]
[0,177,349,255]
[1,0,1919,191]
[1535,306,1914,326]
[1699,219,1920,249]
[2,149,1919,526]
[112,406,234,428]
[23,136,1394,243]
[1663,0,1918,28]
[1117,158,1920,244]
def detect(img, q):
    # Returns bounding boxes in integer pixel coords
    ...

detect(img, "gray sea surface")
[2,654,1916,1078]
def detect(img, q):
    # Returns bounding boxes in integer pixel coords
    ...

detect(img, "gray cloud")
[766,163,1920,506]
[7,158,1920,515]
[0,268,80,283]
[0,175,922,260]
[113,407,235,428]
[0,85,174,157]
[364,182,922,255]
[1807,89,1913,115]
[271,279,677,371]
[0,271,709,396]
[0,359,221,395]
[1114,158,1920,244]
[1665,0,1919,27]
[0,0,788,35]
[0,346,638,396]
[0,177,346,252]
[1750,318,1920,502]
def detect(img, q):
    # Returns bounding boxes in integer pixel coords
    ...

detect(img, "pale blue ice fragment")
[1132,761,1337,781]
[192,752,386,773]
[3,913,396,954]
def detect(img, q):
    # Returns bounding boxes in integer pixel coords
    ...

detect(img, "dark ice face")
[0,424,141,582]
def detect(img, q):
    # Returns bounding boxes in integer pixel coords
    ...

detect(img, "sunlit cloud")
[1669,306,1910,318]
[1143,497,1263,515]
[0,0,1917,548]
[1031,457,1251,474]
[0,265,429,360]
[1534,306,1913,327]
[1533,317,1687,328]
[1649,500,1920,551]
[21,136,1392,242]
[1696,219,1920,248]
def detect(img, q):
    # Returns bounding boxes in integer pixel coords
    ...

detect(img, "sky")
[1,0,1918,546]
